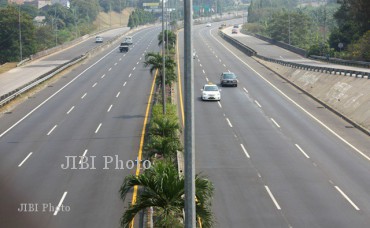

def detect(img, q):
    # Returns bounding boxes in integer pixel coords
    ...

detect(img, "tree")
[143,52,177,86]
[119,160,215,228]
[0,6,36,63]
[158,30,177,50]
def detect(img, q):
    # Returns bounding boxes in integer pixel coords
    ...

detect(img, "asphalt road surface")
[177,21,370,228]
[0,26,161,228]
[0,27,130,98]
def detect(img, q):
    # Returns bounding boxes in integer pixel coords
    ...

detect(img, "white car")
[206,23,212,27]
[95,36,103,43]
[201,84,221,101]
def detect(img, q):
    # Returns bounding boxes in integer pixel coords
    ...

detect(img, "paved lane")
[177,22,370,227]
[0,26,161,227]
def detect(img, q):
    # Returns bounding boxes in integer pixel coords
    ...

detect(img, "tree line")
[246,0,370,61]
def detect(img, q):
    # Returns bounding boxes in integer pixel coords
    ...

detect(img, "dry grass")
[0,62,17,74]
[93,8,134,30]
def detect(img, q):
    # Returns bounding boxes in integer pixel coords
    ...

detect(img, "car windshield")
[204,86,218,91]
[223,73,236,79]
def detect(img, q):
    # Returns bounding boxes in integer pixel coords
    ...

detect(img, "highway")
[177,21,370,227]
[0,26,161,227]
[0,27,130,98]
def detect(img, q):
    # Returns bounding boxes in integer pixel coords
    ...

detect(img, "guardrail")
[218,31,370,79]
[309,55,370,69]
[0,55,87,107]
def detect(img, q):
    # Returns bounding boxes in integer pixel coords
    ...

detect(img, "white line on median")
[240,144,250,158]
[95,123,102,134]
[119,58,122,61]
[81,93,87,99]
[107,104,113,112]
[116,92,120,98]
[66,106,74,114]
[53,191,68,216]
[114,62,117,66]
[226,118,233,127]
[101,74,105,78]
[18,152,33,167]
[79,149,88,164]
[223,64,226,67]
[92,82,97,87]
[108,67,112,71]
[123,82,127,87]
[47,125,57,136]
[265,186,281,210]
[271,118,281,128]
[202,69,205,74]
[137,61,139,65]
[129,73,132,78]
[255,100,262,108]
[295,144,310,158]
[335,186,360,210]
[200,63,202,67]
[133,67,136,71]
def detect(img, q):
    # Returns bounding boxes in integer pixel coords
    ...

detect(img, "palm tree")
[143,52,177,86]
[149,116,181,138]
[158,30,177,49]
[119,160,215,228]
[145,135,182,160]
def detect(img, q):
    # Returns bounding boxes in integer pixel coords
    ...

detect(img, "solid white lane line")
[265,186,281,210]
[18,152,33,167]
[107,104,113,112]
[79,149,88,164]
[101,74,105,78]
[0,45,118,139]
[335,186,360,210]
[53,191,68,216]
[108,67,112,71]
[116,92,121,98]
[92,82,97,87]
[217,101,222,108]
[271,118,281,128]
[123,82,127,87]
[210,30,370,162]
[243,87,248,93]
[129,73,132,77]
[202,69,205,74]
[66,106,74,114]
[47,125,58,136]
[205,77,209,82]
[255,100,262,108]
[81,93,87,99]
[114,62,117,66]
[133,67,136,70]
[295,144,310,158]
[226,118,233,127]
[95,123,102,134]
[240,144,250,158]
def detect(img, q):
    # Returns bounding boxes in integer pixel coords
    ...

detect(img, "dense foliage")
[127,9,155,28]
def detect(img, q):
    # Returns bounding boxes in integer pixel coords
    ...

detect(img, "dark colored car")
[119,43,129,52]
[220,72,238,87]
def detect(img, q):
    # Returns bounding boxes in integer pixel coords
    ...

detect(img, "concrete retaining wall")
[255,57,370,133]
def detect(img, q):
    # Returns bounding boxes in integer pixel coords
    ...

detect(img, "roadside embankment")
[255,57,370,134]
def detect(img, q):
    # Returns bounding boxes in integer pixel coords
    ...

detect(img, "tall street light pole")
[18,5,22,61]
[162,0,166,114]
[184,0,195,226]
